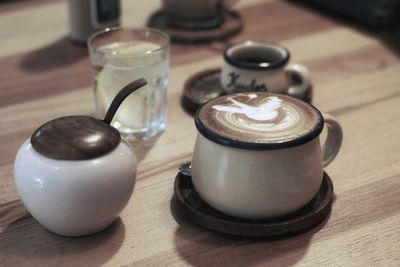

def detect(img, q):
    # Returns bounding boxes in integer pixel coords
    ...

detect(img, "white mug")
[220,41,311,96]
[163,0,222,21]
[162,0,239,29]
[191,92,342,219]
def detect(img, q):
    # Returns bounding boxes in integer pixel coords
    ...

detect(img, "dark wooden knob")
[31,116,121,160]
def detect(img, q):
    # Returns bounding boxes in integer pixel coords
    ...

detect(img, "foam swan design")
[212,94,283,121]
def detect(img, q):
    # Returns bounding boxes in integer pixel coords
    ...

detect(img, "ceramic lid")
[31,116,121,160]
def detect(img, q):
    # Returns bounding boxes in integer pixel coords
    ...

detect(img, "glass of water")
[88,27,170,140]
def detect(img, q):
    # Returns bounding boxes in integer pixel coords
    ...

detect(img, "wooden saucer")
[147,11,243,43]
[181,68,313,115]
[181,68,224,115]
[173,171,333,237]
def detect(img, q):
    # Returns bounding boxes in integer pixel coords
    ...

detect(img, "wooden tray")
[173,170,333,237]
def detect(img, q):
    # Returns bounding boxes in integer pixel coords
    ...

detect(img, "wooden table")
[1,0,400,266]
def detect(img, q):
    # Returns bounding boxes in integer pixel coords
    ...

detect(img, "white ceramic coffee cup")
[163,0,239,20]
[191,93,342,219]
[163,0,222,21]
[220,41,311,96]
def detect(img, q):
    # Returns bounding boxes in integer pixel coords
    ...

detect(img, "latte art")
[197,93,322,145]
[212,95,298,134]
[212,94,281,121]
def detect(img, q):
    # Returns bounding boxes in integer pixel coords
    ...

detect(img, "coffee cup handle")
[285,64,311,97]
[321,113,343,167]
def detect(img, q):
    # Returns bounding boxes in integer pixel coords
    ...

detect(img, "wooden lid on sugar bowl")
[31,116,121,160]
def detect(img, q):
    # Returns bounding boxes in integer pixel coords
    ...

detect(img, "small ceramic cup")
[191,92,342,219]
[162,0,237,29]
[220,41,311,96]
[163,0,222,21]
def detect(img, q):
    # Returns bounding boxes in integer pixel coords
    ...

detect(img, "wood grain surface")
[1,0,400,266]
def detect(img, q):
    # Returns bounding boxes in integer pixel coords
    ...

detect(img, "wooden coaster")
[173,171,333,237]
[181,68,313,115]
[181,68,224,115]
[147,11,243,43]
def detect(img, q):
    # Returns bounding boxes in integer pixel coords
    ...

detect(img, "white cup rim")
[194,93,324,150]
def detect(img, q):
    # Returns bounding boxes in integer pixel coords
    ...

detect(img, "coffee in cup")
[192,92,342,219]
[220,41,311,97]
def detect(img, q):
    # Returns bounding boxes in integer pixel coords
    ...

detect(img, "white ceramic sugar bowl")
[13,79,146,236]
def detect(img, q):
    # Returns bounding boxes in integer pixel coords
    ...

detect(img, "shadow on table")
[170,197,331,266]
[0,216,125,266]
[20,37,88,73]
[286,0,400,58]
[128,133,162,163]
